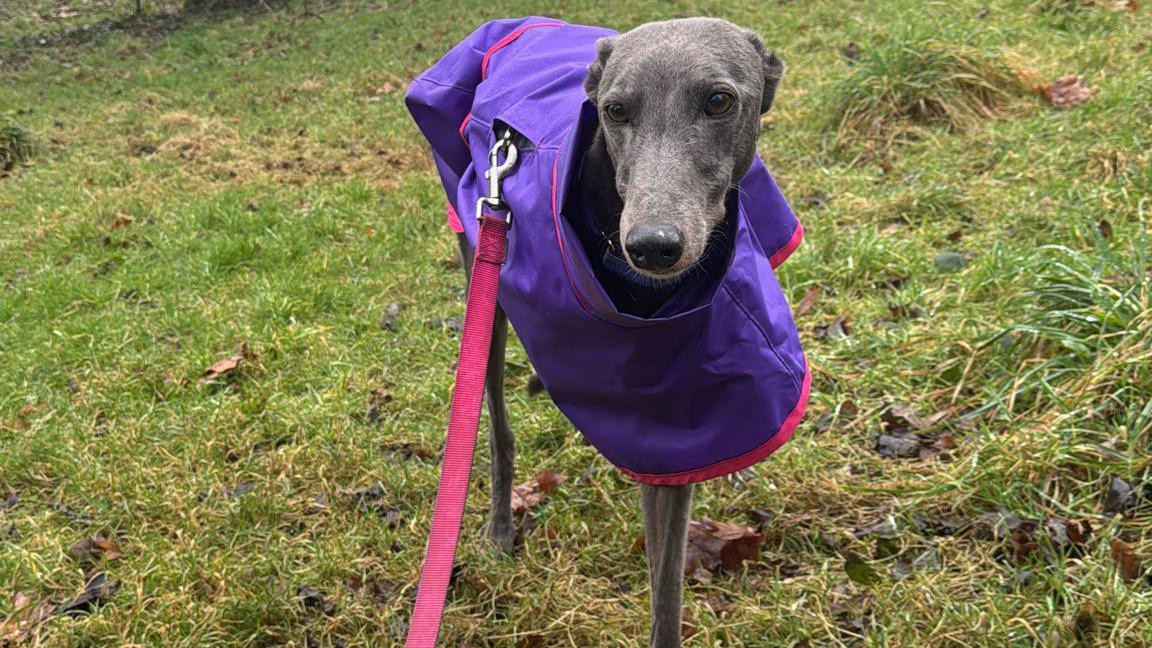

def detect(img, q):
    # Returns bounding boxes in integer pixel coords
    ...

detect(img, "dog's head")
[584,18,784,279]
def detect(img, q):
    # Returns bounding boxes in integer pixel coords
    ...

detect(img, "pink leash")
[406,133,518,647]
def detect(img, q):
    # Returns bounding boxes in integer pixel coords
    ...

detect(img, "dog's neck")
[576,126,624,238]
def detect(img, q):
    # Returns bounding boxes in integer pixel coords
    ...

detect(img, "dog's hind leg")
[641,483,693,648]
[457,233,517,551]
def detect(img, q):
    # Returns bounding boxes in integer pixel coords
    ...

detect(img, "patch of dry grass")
[832,39,1042,148]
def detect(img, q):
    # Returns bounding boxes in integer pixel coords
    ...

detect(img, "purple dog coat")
[406,18,810,485]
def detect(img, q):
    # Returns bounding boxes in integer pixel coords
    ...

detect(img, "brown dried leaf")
[1043,75,1091,109]
[1097,218,1113,239]
[682,518,764,580]
[882,404,929,431]
[201,354,242,382]
[71,534,123,564]
[1109,538,1143,582]
[1,592,55,643]
[510,471,568,515]
[794,287,819,318]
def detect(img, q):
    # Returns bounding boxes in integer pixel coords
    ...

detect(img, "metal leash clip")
[476,128,519,224]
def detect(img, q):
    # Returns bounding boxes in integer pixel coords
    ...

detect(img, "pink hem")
[480,22,564,78]
[458,22,565,146]
[446,201,464,234]
[769,222,804,269]
[457,113,472,143]
[617,363,811,485]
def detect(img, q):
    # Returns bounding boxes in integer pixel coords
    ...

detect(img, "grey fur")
[455,17,782,647]
[582,17,784,279]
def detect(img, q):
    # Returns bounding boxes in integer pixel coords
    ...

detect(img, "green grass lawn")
[1,0,1150,645]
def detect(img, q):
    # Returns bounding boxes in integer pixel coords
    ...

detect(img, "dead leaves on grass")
[1108,539,1144,582]
[1041,75,1092,109]
[70,534,123,565]
[199,343,257,385]
[681,519,764,583]
[510,470,567,516]
[874,403,960,461]
[2,573,119,643]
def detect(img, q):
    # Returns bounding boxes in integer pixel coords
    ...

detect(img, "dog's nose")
[625,225,683,271]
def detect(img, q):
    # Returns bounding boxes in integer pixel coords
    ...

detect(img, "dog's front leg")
[457,234,517,551]
[484,306,516,550]
[641,483,693,648]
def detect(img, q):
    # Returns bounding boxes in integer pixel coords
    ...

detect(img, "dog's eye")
[604,103,629,124]
[705,92,734,116]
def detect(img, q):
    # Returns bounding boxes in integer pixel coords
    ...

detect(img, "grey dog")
[456,17,784,647]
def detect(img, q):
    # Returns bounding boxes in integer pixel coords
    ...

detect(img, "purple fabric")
[406,18,810,484]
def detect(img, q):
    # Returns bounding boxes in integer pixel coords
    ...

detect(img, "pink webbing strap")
[405,214,509,647]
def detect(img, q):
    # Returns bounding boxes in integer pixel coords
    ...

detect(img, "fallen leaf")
[1103,477,1133,514]
[882,404,929,432]
[815,314,852,340]
[1109,538,1142,583]
[681,518,764,581]
[71,534,123,564]
[201,354,242,382]
[747,508,774,529]
[298,586,336,616]
[222,482,255,500]
[794,287,819,318]
[681,608,698,639]
[379,302,403,330]
[1097,218,1113,239]
[843,551,881,586]
[510,471,568,515]
[891,559,914,581]
[1044,517,1092,556]
[1009,520,1040,563]
[875,433,920,458]
[112,215,133,229]
[1072,604,1110,644]
[55,571,119,617]
[1,592,54,643]
[946,228,965,241]
[341,484,400,523]
[933,251,968,271]
[1042,75,1091,110]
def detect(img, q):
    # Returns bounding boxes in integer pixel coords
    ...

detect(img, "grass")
[1,0,1150,645]
[0,125,36,173]
[831,38,1042,148]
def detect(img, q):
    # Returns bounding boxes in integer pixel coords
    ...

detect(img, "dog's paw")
[487,522,518,553]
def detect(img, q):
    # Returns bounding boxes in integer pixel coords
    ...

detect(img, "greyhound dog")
[452,18,786,648]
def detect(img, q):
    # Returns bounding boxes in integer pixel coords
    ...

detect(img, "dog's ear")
[584,36,616,105]
[743,30,785,114]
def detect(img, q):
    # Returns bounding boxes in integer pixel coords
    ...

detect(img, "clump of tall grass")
[831,39,1041,147]
[984,233,1151,434]
[0,124,37,172]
